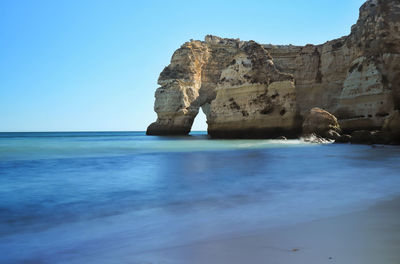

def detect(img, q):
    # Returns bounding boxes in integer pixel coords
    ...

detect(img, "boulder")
[302,108,341,140]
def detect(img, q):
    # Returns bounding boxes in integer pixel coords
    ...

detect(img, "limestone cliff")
[147,0,400,139]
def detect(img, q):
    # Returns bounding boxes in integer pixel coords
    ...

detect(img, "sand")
[130,197,400,264]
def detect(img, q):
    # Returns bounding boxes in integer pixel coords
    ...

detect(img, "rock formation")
[302,108,341,140]
[147,0,400,142]
[207,41,301,138]
[383,110,400,143]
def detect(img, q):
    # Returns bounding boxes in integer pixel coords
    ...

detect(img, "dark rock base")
[146,123,191,136]
[208,127,302,139]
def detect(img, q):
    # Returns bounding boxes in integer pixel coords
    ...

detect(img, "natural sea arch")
[190,106,208,133]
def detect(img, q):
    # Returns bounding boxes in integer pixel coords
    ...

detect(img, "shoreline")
[132,196,400,264]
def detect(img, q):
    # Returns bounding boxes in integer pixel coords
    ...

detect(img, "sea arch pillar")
[146,40,210,136]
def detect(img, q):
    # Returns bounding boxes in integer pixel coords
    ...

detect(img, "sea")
[0,131,400,263]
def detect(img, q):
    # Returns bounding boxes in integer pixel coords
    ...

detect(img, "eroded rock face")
[207,42,301,138]
[147,37,242,135]
[147,0,400,139]
[146,41,210,135]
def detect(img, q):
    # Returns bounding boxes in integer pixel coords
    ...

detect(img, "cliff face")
[147,0,400,138]
[207,41,301,138]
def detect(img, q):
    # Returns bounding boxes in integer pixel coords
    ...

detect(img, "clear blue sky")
[0,0,365,132]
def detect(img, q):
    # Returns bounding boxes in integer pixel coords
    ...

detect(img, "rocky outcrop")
[347,130,385,144]
[146,41,211,135]
[265,0,400,133]
[147,37,241,135]
[383,110,400,143]
[147,0,400,141]
[334,110,400,144]
[302,108,341,140]
[207,41,301,138]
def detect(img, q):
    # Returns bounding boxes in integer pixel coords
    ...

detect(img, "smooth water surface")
[1,132,400,263]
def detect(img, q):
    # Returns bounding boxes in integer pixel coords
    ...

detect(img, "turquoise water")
[1,132,400,263]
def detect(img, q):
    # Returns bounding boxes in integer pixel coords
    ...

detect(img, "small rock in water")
[302,108,341,140]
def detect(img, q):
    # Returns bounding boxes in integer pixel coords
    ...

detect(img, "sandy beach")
[130,197,400,264]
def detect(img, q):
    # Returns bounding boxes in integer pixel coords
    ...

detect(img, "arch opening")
[190,107,208,133]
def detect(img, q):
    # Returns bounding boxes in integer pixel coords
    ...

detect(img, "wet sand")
[131,197,400,264]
